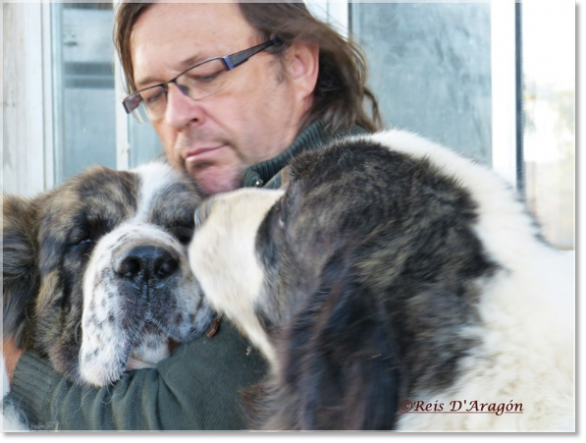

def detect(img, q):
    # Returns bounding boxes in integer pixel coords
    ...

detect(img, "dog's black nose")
[115,245,179,284]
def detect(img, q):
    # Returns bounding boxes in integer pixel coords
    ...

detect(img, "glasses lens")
[131,101,149,124]
[123,86,166,124]
[176,58,230,101]
[139,85,167,122]
[123,58,232,123]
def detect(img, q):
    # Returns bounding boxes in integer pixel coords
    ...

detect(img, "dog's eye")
[69,227,92,246]
[73,237,94,251]
[171,226,195,245]
[66,225,97,257]
[69,234,94,255]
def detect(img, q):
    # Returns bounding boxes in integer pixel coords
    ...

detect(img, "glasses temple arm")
[224,38,281,70]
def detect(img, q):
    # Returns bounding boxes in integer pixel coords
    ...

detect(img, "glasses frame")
[122,37,282,119]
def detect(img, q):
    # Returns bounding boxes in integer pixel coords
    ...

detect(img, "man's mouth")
[185,146,225,165]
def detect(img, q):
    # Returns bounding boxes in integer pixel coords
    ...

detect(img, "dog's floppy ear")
[279,250,406,430]
[2,196,40,347]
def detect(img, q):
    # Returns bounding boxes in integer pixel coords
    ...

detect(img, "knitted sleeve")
[5,320,267,430]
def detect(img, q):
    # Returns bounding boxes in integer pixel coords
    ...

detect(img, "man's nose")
[165,82,204,129]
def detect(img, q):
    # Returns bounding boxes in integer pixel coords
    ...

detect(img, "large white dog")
[189,130,575,431]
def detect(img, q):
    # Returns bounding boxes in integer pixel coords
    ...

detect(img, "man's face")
[131,3,314,195]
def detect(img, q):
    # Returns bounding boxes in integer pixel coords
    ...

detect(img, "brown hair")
[114,1,381,134]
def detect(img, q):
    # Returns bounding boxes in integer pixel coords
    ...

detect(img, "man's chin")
[190,165,241,196]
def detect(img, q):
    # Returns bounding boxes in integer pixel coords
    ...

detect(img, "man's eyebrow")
[135,53,209,90]
[177,53,207,70]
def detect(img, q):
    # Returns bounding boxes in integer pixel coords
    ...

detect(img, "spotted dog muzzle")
[79,222,213,386]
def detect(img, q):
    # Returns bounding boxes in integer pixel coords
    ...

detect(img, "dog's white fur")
[370,130,575,431]
[189,130,575,431]
[193,191,283,364]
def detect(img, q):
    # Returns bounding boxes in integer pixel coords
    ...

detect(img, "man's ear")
[2,196,40,348]
[285,41,320,105]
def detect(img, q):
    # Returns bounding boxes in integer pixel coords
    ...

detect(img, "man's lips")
[185,146,225,164]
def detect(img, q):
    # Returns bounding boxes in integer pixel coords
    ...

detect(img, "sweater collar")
[242,119,366,188]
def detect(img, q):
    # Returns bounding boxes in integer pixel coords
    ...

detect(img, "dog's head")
[189,133,497,429]
[3,161,214,386]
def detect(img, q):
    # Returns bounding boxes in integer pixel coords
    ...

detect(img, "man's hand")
[2,337,24,386]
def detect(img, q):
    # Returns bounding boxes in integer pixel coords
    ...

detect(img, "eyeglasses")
[122,38,281,123]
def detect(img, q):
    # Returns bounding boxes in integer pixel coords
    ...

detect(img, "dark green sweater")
[5,119,366,430]
[8,321,265,430]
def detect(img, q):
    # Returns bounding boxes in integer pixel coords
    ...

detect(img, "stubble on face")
[166,129,246,196]
[190,163,245,196]
[133,3,309,196]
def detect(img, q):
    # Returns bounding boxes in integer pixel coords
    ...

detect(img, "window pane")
[129,119,164,168]
[350,3,492,165]
[52,2,116,183]
[522,2,574,250]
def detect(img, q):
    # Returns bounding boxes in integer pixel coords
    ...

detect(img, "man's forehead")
[130,2,255,88]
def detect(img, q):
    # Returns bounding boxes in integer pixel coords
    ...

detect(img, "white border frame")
[490,0,519,187]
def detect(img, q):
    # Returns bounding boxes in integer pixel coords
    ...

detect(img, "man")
[3,1,380,430]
